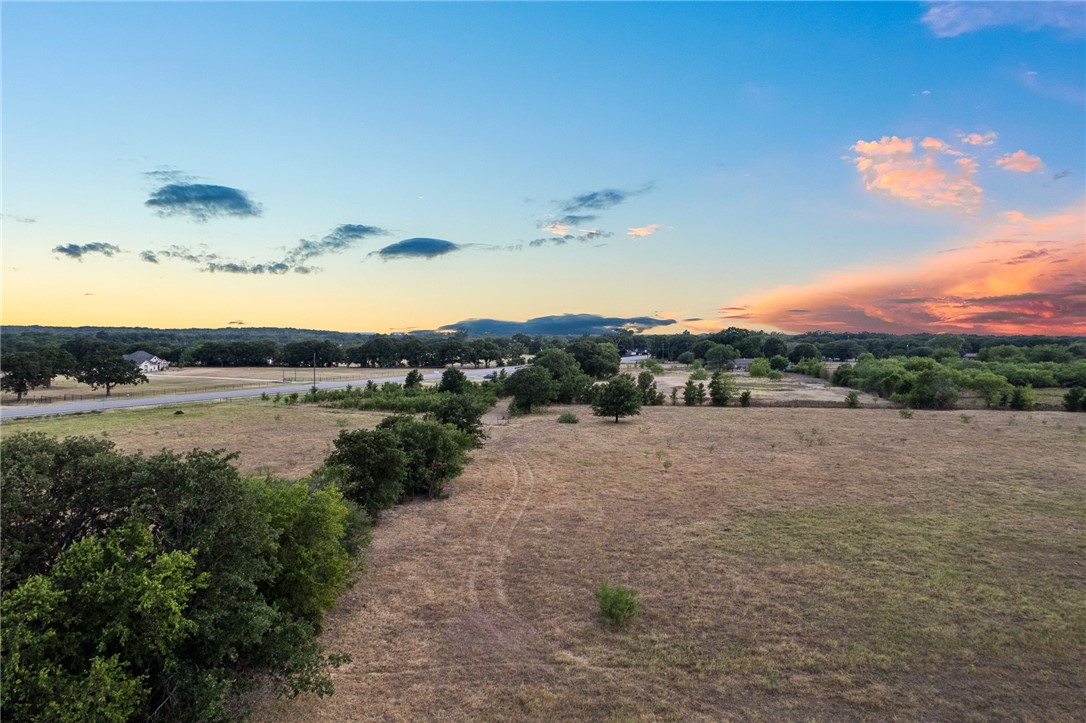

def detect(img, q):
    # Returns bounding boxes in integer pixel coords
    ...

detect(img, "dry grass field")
[0,366,417,406]
[4,400,1084,719]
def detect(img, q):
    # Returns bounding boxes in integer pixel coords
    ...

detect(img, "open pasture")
[5,398,1083,719]
[252,405,1084,721]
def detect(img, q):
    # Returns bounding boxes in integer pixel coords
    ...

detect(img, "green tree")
[1,351,49,401]
[1009,384,1035,411]
[404,368,424,390]
[788,342,820,364]
[376,416,474,499]
[427,392,491,444]
[1,520,202,723]
[324,428,408,516]
[437,367,470,394]
[748,358,772,377]
[567,339,621,379]
[636,371,664,405]
[1063,386,1086,412]
[75,352,148,397]
[769,354,791,371]
[696,382,707,405]
[762,335,787,358]
[704,343,739,370]
[532,348,593,403]
[506,365,556,413]
[591,374,643,423]
[683,379,698,406]
[708,370,734,406]
[252,478,356,626]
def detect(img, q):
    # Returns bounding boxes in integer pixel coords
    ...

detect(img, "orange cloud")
[961,131,998,146]
[627,224,661,238]
[722,201,1085,335]
[996,150,1044,173]
[852,135,982,212]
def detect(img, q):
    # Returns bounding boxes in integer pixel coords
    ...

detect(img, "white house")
[123,351,170,373]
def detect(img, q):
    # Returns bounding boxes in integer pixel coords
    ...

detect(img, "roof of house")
[122,351,157,364]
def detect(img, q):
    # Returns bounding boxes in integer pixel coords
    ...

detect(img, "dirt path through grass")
[254,406,1085,721]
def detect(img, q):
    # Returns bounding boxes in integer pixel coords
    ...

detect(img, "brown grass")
[0,399,388,478]
[6,399,1083,719]
[249,405,1084,721]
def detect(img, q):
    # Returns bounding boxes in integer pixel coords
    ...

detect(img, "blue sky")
[3,2,1083,334]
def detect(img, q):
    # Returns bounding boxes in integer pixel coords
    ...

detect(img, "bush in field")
[636,371,665,405]
[1009,384,1035,411]
[375,416,474,499]
[640,358,664,374]
[769,354,791,371]
[595,581,640,628]
[739,390,752,407]
[683,379,698,406]
[1063,386,1086,412]
[427,393,490,445]
[832,363,855,387]
[324,428,408,516]
[748,358,772,377]
[557,412,579,424]
[845,391,860,408]
[708,370,734,406]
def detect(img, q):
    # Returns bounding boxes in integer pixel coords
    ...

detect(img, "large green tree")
[506,365,556,413]
[75,352,147,397]
[591,374,642,423]
[1,352,50,401]
[532,348,593,403]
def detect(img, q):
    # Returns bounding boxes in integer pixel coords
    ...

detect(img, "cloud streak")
[852,135,982,212]
[53,242,121,260]
[921,2,1086,38]
[721,200,1086,335]
[145,182,262,221]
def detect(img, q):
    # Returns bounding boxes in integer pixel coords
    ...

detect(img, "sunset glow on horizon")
[3,2,1083,337]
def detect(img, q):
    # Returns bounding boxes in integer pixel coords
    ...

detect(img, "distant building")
[733,358,754,372]
[123,351,170,373]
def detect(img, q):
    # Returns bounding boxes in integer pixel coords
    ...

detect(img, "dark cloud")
[145,183,262,221]
[683,317,704,322]
[228,320,246,325]
[556,214,598,226]
[558,183,653,214]
[1053,170,1071,181]
[374,237,460,260]
[529,235,572,248]
[440,313,676,336]
[786,309,811,313]
[52,242,121,260]
[158,245,216,264]
[284,224,388,265]
[1,213,36,224]
[1006,249,1049,265]
[143,167,196,184]
[205,261,290,275]
[140,250,159,263]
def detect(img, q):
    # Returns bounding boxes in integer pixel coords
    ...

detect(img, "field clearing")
[0,399,389,478]
[245,405,1082,721]
[0,366,421,406]
[5,399,1084,719]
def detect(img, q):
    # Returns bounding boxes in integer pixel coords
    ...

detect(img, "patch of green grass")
[716,507,1086,666]
[558,412,579,424]
[595,581,641,628]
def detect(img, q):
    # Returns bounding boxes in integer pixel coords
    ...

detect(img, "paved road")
[0,357,647,421]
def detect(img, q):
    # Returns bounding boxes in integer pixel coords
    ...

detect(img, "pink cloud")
[996,150,1044,173]
[722,200,1086,335]
[627,224,661,238]
[852,135,982,212]
[960,131,998,146]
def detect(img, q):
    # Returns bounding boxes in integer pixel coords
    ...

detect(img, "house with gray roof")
[122,351,170,373]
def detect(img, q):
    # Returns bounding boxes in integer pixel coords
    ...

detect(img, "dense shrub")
[557,412,579,424]
[0,434,361,720]
[595,581,640,628]
[1063,386,1086,412]
[375,416,475,499]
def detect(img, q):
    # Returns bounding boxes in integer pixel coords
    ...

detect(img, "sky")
[2,1,1084,336]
